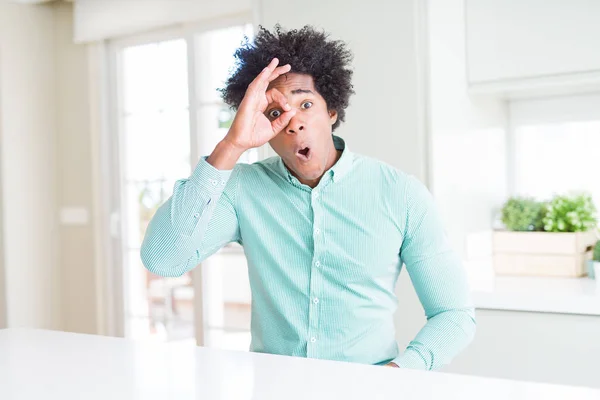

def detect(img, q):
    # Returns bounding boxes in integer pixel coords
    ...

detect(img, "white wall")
[55,1,98,334]
[259,0,428,181]
[0,2,60,329]
[428,0,508,260]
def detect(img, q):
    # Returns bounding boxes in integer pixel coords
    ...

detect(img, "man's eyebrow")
[290,89,314,95]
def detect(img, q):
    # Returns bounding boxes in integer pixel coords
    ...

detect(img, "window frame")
[101,13,258,343]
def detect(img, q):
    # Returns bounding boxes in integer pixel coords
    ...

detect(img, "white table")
[1,329,599,400]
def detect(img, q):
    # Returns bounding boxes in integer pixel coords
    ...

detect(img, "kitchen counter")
[471,275,600,315]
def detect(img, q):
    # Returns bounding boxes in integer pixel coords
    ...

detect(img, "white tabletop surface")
[1,329,599,400]
[471,275,600,316]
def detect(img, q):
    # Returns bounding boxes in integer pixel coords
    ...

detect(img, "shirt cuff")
[391,350,429,370]
[188,156,234,195]
[173,157,235,237]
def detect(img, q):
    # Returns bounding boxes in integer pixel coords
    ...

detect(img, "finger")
[271,109,296,134]
[266,88,291,112]
[247,58,280,92]
[266,64,291,83]
[257,58,283,84]
[255,64,291,94]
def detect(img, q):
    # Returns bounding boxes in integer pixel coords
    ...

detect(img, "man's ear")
[329,110,338,126]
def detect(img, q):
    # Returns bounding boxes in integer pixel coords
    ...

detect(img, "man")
[141,25,475,370]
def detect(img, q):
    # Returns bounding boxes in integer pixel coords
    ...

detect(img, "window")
[514,121,600,209]
[510,94,600,210]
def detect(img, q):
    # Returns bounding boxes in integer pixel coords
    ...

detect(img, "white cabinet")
[465,0,600,96]
[445,310,600,389]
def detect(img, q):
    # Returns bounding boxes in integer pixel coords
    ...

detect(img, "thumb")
[271,109,296,134]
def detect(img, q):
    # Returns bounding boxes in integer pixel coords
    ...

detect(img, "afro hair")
[219,25,355,131]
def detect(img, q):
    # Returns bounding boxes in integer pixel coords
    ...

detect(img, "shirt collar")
[275,135,354,185]
[330,135,353,183]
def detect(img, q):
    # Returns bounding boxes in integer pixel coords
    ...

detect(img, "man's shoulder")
[352,152,411,184]
[352,153,432,206]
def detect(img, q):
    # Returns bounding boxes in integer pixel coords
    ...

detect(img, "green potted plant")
[494,193,598,278]
[501,197,546,232]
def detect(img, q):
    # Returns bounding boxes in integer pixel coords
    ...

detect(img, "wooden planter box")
[493,231,597,277]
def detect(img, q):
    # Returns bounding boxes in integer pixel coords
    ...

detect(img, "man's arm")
[141,58,295,277]
[140,141,245,277]
[391,175,476,370]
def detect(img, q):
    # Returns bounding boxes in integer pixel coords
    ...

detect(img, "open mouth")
[296,146,311,161]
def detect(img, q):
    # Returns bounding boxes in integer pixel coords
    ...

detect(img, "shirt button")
[315,228,320,235]
[313,191,319,198]
[313,298,319,304]
[193,212,200,218]
[315,261,321,268]
[220,180,226,186]
[210,179,218,186]
[310,337,317,343]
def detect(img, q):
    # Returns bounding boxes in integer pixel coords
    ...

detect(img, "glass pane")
[125,249,195,343]
[194,24,254,104]
[122,43,161,114]
[125,180,171,249]
[125,249,150,319]
[197,104,259,163]
[239,148,260,165]
[201,246,252,351]
[124,110,190,181]
[156,40,189,111]
[122,39,189,114]
[197,104,230,155]
[515,121,600,209]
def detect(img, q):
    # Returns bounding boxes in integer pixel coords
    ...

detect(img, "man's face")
[266,73,338,185]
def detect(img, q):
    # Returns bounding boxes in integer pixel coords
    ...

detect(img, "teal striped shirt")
[141,136,476,370]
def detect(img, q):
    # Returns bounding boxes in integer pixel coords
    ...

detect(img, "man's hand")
[224,58,296,152]
[207,58,295,170]
[385,362,399,368]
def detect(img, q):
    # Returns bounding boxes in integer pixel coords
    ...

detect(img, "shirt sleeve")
[140,157,243,277]
[392,175,476,370]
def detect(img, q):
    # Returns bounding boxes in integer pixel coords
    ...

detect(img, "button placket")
[307,190,324,358]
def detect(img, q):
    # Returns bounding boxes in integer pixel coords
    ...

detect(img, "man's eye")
[301,101,313,109]
[269,109,282,119]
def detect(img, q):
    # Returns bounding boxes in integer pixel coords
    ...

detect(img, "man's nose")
[285,116,305,135]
